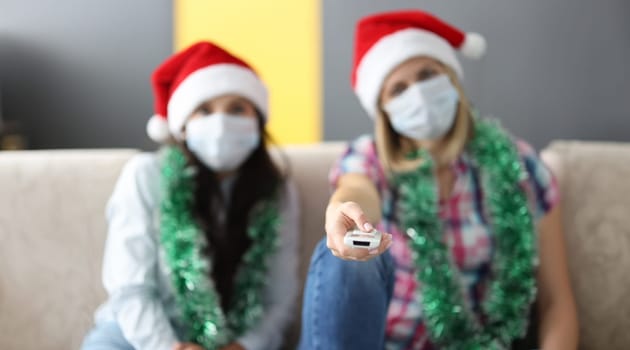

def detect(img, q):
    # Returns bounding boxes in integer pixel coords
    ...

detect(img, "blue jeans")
[298,238,395,350]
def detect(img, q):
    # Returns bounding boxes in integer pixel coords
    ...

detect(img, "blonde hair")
[375,64,474,175]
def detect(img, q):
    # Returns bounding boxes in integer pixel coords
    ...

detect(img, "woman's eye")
[198,106,211,115]
[229,104,247,115]
[418,68,438,81]
[391,83,407,97]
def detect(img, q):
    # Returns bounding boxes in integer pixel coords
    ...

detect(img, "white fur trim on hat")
[167,63,268,139]
[461,32,486,59]
[146,114,170,143]
[355,28,463,118]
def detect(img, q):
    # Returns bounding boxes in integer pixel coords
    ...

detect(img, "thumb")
[339,201,373,232]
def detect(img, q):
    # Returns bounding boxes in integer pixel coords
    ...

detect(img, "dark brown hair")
[180,112,285,311]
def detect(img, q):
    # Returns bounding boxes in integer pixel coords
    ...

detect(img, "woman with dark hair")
[82,41,299,350]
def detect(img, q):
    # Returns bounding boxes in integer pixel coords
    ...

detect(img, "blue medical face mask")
[384,74,459,141]
[185,113,260,172]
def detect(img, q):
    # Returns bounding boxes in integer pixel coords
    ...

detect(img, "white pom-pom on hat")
[146,115,171,143]
[460,32,486,59]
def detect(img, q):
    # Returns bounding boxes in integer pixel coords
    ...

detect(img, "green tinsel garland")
[394,119,537,349]
[159,146,281,349]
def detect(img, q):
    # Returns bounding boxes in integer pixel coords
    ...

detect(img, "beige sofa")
[0,141,629,350]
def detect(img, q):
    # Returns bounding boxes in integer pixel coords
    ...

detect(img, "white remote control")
[343,228,382,249]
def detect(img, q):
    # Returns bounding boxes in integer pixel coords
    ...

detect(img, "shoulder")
[112,152,161,207]
[330,134,385,187]
[514,138,538,159]
[513,139,553,184]
[346,134,377,155]
[337,133,379,167]
[511,138,559,218]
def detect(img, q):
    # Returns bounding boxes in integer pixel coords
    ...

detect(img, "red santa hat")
[351,10,486,117]
[147,41,268,142]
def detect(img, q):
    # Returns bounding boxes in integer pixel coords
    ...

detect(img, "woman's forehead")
[389,57,443,77]
[199,94,251,106]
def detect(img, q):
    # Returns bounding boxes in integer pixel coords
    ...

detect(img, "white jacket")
[94,153,300,350]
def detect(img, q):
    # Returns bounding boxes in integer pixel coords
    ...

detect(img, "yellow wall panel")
[174,0,321,144]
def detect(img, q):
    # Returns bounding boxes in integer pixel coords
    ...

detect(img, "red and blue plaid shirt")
[330,134,559,350]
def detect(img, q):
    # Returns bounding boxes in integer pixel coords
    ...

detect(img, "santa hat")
[351,10,486,117]
[147,41,268,142]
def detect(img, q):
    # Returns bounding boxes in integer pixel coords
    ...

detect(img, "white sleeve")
[101,154,178,350]
[237,180,301,350]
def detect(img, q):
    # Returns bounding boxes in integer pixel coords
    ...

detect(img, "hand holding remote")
[324,201,392,261]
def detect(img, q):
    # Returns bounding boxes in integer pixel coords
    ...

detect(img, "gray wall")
[323,0,630,149]
[1,1,629,149]
[0,0,172,149]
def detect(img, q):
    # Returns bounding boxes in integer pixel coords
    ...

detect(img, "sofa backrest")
[0,149,138,350]
[1,141,629,350]
[542,141,630,350]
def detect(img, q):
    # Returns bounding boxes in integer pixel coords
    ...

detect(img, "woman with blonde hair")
[299,10,578,350]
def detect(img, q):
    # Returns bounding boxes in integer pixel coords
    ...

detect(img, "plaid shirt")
[330,134,559,350]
